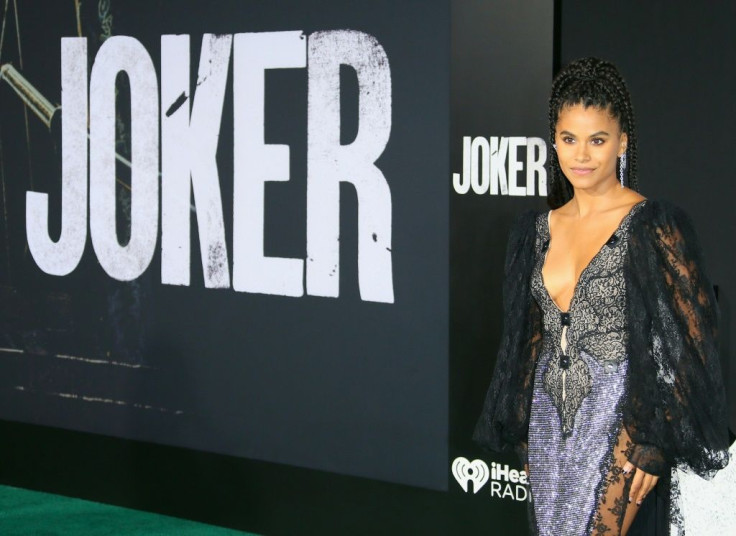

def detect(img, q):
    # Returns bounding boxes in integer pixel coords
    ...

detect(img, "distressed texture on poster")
[0,0,448,491]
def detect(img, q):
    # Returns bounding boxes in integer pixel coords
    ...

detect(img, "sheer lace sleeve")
[624,200,730,478]
[473,211,544,460]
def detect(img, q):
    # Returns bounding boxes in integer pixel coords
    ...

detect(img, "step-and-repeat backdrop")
[449,0,551,526]
[0,1,552,532]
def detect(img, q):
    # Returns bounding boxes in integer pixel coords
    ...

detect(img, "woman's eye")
[590,138,605,145]
[562,137,575,144]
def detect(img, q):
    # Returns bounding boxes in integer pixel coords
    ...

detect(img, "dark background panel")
[450,0,552,450]
[449,1,553,534]
[559,0,736,433]
[0,0,450,490]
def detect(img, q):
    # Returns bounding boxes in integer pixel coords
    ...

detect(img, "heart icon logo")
[452,457,489,493]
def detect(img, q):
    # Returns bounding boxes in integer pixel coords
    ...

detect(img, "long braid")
[599,67,638,193]
[622,94,638,192]
[547,68,578,208]
[547,58,639,208]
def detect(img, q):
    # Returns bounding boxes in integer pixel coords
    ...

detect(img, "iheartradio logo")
[452,457,530,501]
[451,457,489,493]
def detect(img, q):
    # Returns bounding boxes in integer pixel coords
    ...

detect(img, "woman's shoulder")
[629,198,695,231]
[628,199,706,264]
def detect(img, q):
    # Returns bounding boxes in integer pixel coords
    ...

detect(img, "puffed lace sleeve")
[624,200,730,478]
[473,211,544,460]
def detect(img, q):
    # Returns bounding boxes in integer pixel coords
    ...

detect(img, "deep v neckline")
[540,201,645,313]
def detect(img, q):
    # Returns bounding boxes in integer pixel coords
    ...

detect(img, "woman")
[473,57,730,535]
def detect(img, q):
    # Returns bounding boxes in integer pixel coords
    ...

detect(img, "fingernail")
[628,497,632,503]
[636,501,642,506]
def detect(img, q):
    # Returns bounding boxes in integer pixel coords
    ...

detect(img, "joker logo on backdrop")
[452,136,547,196]
[452,456,529,502]
[25,30,394,303]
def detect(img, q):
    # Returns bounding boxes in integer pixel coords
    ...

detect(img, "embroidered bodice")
[529,202,644,436]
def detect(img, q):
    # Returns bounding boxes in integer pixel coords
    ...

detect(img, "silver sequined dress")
[527,202,645,535]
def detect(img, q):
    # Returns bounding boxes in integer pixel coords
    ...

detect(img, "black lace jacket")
[473,200,730,477]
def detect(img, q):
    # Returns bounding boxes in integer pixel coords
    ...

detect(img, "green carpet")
[0,485,257,535]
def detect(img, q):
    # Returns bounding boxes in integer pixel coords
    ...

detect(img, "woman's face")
[554,103,627,193]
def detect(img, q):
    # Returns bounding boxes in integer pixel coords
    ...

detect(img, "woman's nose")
[574,143,590,161]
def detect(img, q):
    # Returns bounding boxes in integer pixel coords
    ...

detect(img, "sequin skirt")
[528,349,628,536]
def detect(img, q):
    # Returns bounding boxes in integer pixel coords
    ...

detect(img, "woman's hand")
[623,461,659,506]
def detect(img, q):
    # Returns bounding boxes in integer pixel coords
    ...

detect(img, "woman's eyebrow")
[558,130,611,138]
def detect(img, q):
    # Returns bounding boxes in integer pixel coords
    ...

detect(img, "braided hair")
[547,58,639,209]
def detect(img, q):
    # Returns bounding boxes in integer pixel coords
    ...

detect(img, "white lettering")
[28,31,394,303]
[509,469,519,483]
[470,136,489,194]
[89,36,159,281]
[233,31,306,297]
[490,136,508,195]
[452,136,471,194]
[484,460,529,501]
[526,136,547,196]
[307,30,394,303]
[26,38,88,275]
[161,34,232,288]
[452,136,548,197]
[507,137,525,196]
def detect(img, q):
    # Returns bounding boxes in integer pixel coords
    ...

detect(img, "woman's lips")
[570,167,594,175]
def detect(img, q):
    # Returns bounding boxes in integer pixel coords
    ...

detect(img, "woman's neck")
[567,183,632,218]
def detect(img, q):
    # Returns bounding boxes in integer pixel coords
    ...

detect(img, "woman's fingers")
[635,473,659,505]
[627,466,643,505]
[625,464,659,506]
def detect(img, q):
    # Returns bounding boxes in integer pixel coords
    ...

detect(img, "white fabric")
[674,441,736,535]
